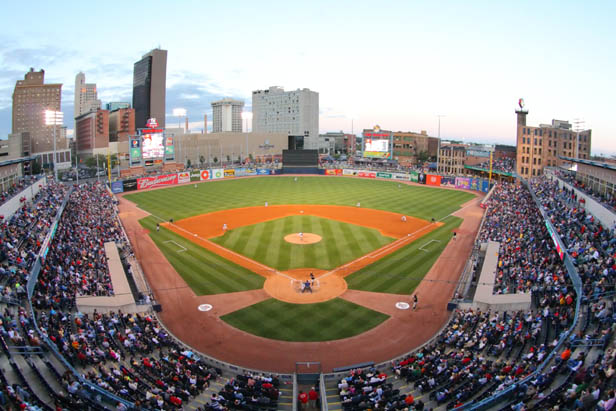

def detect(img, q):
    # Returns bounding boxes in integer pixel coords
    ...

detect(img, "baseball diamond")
[119,175,481,371]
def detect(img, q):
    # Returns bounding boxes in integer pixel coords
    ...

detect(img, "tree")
[213,156,218,164]
[186,159,192,168]
[199,155,205,167]
[226,155,231,163]
[417,151,429,163]
[248,153,254,162]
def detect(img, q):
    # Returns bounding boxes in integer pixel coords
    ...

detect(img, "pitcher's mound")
[284,233,322,244]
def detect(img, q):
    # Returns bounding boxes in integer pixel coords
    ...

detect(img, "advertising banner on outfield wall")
[200,170,211,180]
[455,177,470,189]
[137,173,179,190]
[418,173,426,184]
[178,172,190,184]
[425,174,442,186]
[342,169,358,176]
[256,169,270,175]
[376,172,392,179]
[469,178,481,191]
[190,170,202,181]
[358,171,376,178]
[409,171,419,182]
[392,173,410,181]
[235,168,257,177]
[123,178,138,192]
[211,169,224,179]
[110,181,124,193]
[441,177,455,187]
[325,169,342,175]
[224,169,235,178]
[481,180,491,193]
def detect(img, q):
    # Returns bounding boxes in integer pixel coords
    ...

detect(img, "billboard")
[129,138,142,166]
[142,132,165,159]
[224,169,235,178]
[178,171,190,184]
[256,169,271,175]
[137,173,178,190]
[190,170,202,181]
[110,181,124,194]
[325,169,342,176]
[123,178,138,192]
[358,171,376,178]
[200,170,210,180]
[211,169,224,179]
[363,138,391,158]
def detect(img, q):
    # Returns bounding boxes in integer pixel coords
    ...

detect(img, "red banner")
[358,171,376,178]
[137,173,179,190]
[425,174,442,186]
[325,169,342,175]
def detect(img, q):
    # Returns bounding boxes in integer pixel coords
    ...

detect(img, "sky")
[0,0,615,155]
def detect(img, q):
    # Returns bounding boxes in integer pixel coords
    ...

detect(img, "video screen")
[364,138,391,158]
[142,132,165,159]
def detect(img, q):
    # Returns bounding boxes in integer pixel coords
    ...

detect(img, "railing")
[292,373,298,411]
[319,373,328,411]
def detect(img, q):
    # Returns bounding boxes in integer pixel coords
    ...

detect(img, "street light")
[436,114,446,172]
[44,110,63,180]
[241,111,253,163]
[172,108,187,132]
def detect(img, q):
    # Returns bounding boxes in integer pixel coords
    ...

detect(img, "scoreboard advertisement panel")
[142,132,165,159]
[363,131,392,159]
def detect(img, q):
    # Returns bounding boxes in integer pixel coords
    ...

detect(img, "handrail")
[319,373,328,411]
[292,373,298,411]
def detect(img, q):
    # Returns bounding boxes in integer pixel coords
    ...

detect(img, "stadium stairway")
[185,376,228,410]
[277,382,294,410]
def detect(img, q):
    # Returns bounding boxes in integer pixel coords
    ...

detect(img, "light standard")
[436,114,446,172]
[44,110,63,180]
[172,108,187,132]
[241,111,253,163]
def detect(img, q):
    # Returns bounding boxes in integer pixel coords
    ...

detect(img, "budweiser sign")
[137,173,179,190]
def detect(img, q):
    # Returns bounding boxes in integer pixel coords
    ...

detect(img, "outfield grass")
[139,216,264,295]
[124,176,474,221]
[221,298,389,342]
[345,216,462,294]
[211,215,394,270]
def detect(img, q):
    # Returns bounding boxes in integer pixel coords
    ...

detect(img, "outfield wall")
[109,167,494,194]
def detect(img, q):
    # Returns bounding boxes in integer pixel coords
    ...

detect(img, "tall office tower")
[74,72,101,119]
[211,98,244,133]
[252,86,319,149]
[12,68,64,153]
[515,103,591,178]
[132,48,167,129]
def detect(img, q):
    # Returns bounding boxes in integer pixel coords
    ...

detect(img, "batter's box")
[164,240,187,253]
[418,240,441,252]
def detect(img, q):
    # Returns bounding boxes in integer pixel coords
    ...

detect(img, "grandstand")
[0,166,613,410]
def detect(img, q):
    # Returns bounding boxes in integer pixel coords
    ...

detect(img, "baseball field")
[123,176,475,343]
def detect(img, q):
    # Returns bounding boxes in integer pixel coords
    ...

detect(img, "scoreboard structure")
[129,118,175,167]
[363,126,393,159]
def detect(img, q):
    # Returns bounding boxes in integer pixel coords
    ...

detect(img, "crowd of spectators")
[207,372,280,409]
[477,182,571,296]
[554,170,616,212]
[337,367,401,410]
[476,158,516,174]
[0,175,42,207]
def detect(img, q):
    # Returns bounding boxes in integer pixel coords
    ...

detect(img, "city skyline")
[0,0,614,155]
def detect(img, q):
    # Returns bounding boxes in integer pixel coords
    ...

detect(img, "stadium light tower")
[241,111,253,162]
[44,110,63,180]
[173,108,187,132]
[436,114,446,170]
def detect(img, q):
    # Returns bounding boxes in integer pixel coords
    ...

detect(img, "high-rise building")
[515,106,591,178]
[108,108,135,142]
[12,68,68,154]
[75,109,109,155]
[74,72,101,119]
[106,102,131,111]
[211,98,244,133]
[133,48,167,129]
[252,86,319,149]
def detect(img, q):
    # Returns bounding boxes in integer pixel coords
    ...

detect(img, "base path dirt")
[117,194,484,373]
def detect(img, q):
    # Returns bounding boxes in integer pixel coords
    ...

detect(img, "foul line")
[418,240,441,253]
[163,240,187,253]
[157,218,295,281]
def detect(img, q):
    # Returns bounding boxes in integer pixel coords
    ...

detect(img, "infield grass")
[221,298,389,342]
[139,216,264,295]
[346,216,462,294]
[211,215,394,270]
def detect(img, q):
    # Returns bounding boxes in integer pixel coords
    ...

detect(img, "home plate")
[395,302,410,310]
[198,304,213,312]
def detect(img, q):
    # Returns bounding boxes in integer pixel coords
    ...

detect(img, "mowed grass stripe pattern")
[345,216,463,294]
[221,298,389,342]
[211,216,394,271]
[124,176,475,222]
[139,216,264,295]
